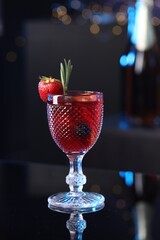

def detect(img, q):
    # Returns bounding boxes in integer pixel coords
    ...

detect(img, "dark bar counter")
[1,160,160,239]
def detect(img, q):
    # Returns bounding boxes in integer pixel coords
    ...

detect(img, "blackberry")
[76,123,91,138]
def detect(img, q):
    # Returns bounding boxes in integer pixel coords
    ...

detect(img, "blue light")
[127,6,135,37]
[67,0,85,11]
[119,171,134,187]
[125,171,134,186]
[119,119,129,130]
[99,13,115,25]
[120,55,128,67]
[119,171,126,178]
[127,52,135,66]
[120,52,135,67]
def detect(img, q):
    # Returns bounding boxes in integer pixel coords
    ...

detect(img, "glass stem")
[66,213,86,240]
[66,153,86,193]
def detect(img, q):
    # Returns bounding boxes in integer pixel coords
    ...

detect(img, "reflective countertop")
[1,160,160,239]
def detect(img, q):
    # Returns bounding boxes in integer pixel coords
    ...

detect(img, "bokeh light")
[116,198,126,209]
[90,184,101,193]
[91,3,102,12]
[61,14,72,25]
[90,23,100,34]
[82,8,92,20]
[70,0,81,10]
[15,36,26,47]
[112,25,122,35]
[116,12,127,25]
[57,5,67,17]
[50,0,160,39]
[152,16,160,26]
[112,184,123,195]
[6,51,17,63]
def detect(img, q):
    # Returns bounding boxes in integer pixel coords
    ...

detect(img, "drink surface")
[47,94,103,154]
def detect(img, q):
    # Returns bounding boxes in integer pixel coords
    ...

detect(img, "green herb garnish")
[60,59,73,94]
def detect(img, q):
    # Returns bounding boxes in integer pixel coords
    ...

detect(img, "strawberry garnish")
[38,77,63,102]
[38,59,73,102]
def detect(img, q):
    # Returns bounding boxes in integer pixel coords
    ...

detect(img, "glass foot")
[48,192,105,213]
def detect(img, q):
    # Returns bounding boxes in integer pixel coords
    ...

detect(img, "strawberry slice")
[38,76,63,102]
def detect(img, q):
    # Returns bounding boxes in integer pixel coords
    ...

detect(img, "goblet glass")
[47,90,105,213]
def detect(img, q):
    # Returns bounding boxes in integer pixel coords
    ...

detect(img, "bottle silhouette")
[120,0,160,127]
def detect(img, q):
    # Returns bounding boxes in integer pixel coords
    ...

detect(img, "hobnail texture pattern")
[66,172,86,186]
[47,102,103,154]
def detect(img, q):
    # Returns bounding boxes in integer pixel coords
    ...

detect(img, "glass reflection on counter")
[47,211,88,240]
[48,202,104,240]
[66,212,86,240]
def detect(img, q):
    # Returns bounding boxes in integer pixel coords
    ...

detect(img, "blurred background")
[1,0,160,168]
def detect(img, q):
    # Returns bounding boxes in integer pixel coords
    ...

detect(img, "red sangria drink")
[47,91,103,154]
[47,91,105,213]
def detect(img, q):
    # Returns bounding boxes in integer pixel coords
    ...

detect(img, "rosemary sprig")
[60,59,73,94]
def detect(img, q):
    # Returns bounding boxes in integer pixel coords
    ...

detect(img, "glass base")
[48,192,105,213]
